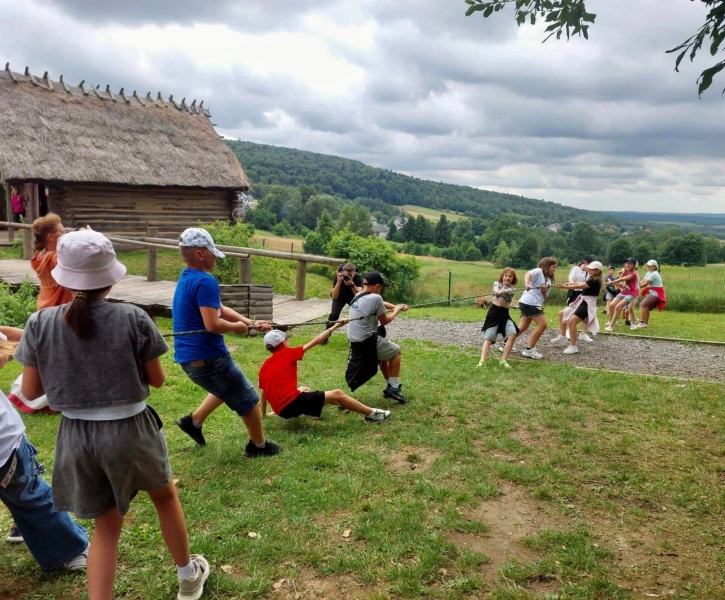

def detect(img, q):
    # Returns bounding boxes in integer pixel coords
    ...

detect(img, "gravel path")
[381,318,725,383]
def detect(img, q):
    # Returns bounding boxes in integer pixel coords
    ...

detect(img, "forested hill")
[226,140,617,226]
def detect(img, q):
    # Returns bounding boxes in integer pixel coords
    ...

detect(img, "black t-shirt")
[582,277,602,296]
[331,273,364,303]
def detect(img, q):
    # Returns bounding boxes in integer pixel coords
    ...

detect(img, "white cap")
[263,329,287,349]
[52,230,127,291]
[646,259,658,267]
[587,261,603,271]
[179,228,225,258]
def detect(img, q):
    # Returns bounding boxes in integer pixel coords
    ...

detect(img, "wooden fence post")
[295,260,307,301]
[147,226,158,282]
[4,184,12,243]
[238,257,251,284]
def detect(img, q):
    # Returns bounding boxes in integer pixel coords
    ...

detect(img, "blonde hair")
[32,213,63,251]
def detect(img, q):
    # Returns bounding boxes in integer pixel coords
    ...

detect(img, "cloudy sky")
[2,0,723,213]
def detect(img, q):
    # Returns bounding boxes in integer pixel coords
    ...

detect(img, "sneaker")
[579,333,593,343]
[476,360,484,367]
[521,348,543,360]
[383,384,408,404]
[6,525,23,544]
[637,322,649,328]
[365,408,391,423]
[63,550,88,571]
[176,415,206,447]
[178,554,210,600]
[499,360,512,369]
[550,335,568,344]
[625,320,631,327]
[244,439,282,458]
[496,344,505,352]
[562,345,579,355]
[605,325,614,332]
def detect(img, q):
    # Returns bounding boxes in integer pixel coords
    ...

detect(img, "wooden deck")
[0,259,331,325]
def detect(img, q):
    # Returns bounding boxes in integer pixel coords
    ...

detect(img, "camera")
[342,274,351,281]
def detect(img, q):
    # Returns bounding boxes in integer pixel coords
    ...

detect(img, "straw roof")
[0,64,249,189]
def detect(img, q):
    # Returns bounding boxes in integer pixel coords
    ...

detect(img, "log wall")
[48,183,235,239]
[220,284,273,322]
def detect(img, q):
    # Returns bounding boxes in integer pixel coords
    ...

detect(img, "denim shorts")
[483,321,517,342]
[615,294,636,304]
[181,353,259,417]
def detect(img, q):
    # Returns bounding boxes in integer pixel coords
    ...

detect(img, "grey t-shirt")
[518,268,551,307]
[347,293,386,342]
[15,302,169,411]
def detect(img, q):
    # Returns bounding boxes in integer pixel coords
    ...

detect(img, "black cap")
[362,271,389,287]
[582,255,596,263]
[625,257,637,264]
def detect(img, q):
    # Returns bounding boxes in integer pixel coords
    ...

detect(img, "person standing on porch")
[10,186,26,223]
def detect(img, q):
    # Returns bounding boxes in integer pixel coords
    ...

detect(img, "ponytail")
[63,287,109,339]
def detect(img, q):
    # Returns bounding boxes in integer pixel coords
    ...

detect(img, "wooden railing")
[0,222,342,301]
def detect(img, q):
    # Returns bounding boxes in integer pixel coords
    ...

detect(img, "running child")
[605,257,639,331]
[477,267,519,369]
[172,228,280,457]
[259,325,391,423]
[552,261,603,354]
[14,230,209,600]
[516,257,557,360]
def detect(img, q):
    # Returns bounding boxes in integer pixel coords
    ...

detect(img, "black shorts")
[278,391,326,419]
[519,302,544,318]
[566,290,583,306]
[573,301,589,321]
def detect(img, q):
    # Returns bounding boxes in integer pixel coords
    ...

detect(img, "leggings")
[640,294,659,309]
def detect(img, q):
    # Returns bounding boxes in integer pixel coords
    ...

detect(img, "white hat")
[587,260,603,271]
[52,230,127,291]
[646,259,658,267]
[179,228,225,258]
[263,329,287,349]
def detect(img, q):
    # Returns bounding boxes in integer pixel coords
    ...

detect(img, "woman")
[31,214,73,309]
[10,186,27,223]
[636,260,666,328]
[517,257,557,359]
[605,258,639,331]
[552,261,603,354]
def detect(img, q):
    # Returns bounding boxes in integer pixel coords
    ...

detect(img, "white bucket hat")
[179,228,225,258]
[587,260,603,271]
[263,329,287,349]
[52,230,127,291]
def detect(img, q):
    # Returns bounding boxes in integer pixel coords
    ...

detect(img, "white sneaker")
[178,555,210,600]
[579,333,593,343]
[496,344,505,352]
[521,348,543,360]
[550,335,568,344]
[365,408,391,423]
[563,345,579,355]
[63,550,88,571]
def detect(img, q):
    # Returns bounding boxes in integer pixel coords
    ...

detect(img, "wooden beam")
[295,260,307,301]
[147,226,158,282]
[4,185,12,242]
[238,257,251,284]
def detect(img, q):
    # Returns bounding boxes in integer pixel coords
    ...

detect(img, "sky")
[2,0,723,214]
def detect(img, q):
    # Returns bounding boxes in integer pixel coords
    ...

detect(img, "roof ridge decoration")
[1,64,212,117]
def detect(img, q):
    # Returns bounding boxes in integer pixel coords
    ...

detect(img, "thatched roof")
[0,64,249,189]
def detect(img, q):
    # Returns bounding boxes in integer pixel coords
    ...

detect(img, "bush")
[0,280,38,327]
[442,242,483,262]
[303,232,327,256]
[199,221,254,284]
[326,229,420,300]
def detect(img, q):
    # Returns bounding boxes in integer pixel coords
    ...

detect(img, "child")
[31,213,73,309]
[477,267,519,369]
[603,266,617,314]
[259,325,391,423]
[172,228,280,457]
[10,185,26,223]
[516,257,557,359]
[14,230,209,600]
[552,261,603,354]
[637,260,666,328]
[606,257,639,331]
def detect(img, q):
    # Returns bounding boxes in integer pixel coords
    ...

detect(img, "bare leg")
[147,482,190,568]
[567,315,582,346]
[517,316,532,334]
[640,303,651,324]
[324,389,374,416]
[527,314,548,348]
[191,394,224,425]
[557,309,567,335]
[501,334,516,361]
[87,509,124,600]
[387,352,401,377]
[609,298,626,327]
[479,339,494,363]
[241,404,265,446]
[380,361,390,381]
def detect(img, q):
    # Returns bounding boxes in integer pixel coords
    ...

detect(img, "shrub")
[198,221,254,284]
[303,232,327,256]
[0,280,38,327]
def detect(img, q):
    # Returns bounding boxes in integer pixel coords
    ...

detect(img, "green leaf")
[674,49,688,72]
[697,61,725,96]
[530,12,536,25]
[583,25,588,39]
[483,5,494,17]
[465,5,477,16]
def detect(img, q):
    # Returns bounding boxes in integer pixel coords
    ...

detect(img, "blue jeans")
[0,436,88,571]
[181,353,259,417]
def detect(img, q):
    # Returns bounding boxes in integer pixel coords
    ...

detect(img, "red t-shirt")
[258,346,305,414]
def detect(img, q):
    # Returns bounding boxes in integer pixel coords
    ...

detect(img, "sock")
[191,420,202,429]
[177,560,195,580]
[526,346,533,350]
[389,377,400,389]
[255,439,267,449]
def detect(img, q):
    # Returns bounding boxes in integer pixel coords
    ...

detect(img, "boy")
[603,266,617,314]
[259,324,391,423]
[173,227,280,457]
[346,271,408,403]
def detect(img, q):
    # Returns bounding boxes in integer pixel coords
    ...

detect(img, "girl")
[566,257,594,343]
[552,261,603,354]
[637,260,666,328]
[10,185,26,223]
[603,266,617,314]
[605,257,639,331]
[14,230,209,600]
[517,257,557,359]
[477,267,519,369]
[31,214,73,309]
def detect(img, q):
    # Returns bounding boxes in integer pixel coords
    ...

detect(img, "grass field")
[399,205,466,222]
[250,231,306,254]
[2,326,724,599]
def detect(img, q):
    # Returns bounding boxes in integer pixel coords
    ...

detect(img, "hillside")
[226,140,619,226]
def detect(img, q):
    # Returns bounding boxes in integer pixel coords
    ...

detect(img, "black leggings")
[326,298,352,328]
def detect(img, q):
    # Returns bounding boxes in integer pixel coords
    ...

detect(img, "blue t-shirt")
[172,268,227,363]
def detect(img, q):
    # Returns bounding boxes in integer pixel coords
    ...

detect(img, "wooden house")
[0,64,249,239]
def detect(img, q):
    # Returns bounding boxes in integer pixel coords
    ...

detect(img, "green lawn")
[400,205,466,222]
[2,326,724,598]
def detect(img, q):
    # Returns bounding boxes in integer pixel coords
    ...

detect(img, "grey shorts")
[52,407,171,519]
[483,321,517,342]
[376,336,401,361]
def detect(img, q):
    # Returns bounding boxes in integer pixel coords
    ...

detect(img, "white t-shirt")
[568,265,588,283]
[519,268,551,307]
[0,390,25,466]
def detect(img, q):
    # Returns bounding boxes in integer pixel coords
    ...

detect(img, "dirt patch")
[387,446,441,474]
[450,481,565,594]
[272,573,380,599]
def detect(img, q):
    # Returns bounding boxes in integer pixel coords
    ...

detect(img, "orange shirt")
[31,251,73,309]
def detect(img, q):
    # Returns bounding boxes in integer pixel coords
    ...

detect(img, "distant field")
[399,205,466,222]
[250,230,305,253]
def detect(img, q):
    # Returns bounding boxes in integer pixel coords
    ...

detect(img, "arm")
[144,358,166,388]
[219,304,273,332]
[303,320,347,352]
[557,282,590,290]
[640,278,653,291]
[200,306,248,335]
[524,273,532,291]
[379,305,403,326]
[611,273,635,285]
[0,326,23,342]
[21,366,45,400]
